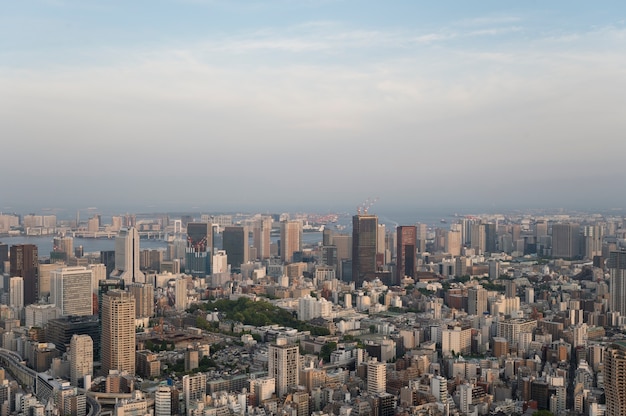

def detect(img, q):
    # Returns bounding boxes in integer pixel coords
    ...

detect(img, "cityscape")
[3,1,626,416]
[0,207,625,416]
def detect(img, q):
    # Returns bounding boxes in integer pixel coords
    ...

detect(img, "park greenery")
[188,297,330,336]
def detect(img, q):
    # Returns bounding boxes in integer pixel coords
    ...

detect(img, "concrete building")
[223,226,249,270]
[352,214,378,286]
[396,226,416,284]
[10,244,39,305]
[280,220,302,263]
[609,251,626,316]
[70,334,93,387]
[112,228,145,284]
[50,267,93,317]
[604,341,626,416]
[101,290,135,375]
[367,359,387,395]
[269,338,300,397]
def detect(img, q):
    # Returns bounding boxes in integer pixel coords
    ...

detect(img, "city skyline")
[2,1,626,213]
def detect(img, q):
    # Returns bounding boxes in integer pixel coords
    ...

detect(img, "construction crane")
[356,197,379,215]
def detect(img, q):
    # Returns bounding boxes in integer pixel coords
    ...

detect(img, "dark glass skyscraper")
[223,226,248,271]
[396,226,416,285]
[352,214,378,286]
[186,222,212,277]
[10,244,38,305]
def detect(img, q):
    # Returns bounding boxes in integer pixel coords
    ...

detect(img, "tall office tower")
[280,220,302,263]
[185,222,212,277]
[505,280,516,298]
[604,341,626,416]
[268,338,300,397]
[352,214,378,286]
[101,290,136,375]
[175,277,188,311]
[377,224,386,255]
[9,276,24,309]
[470,224,486,255]
[583,225,603,260]
[551,223,581,259]
[322,228,334,246]
[467,286,488,316]
[52,236,73,262]
[112,228,145,284]
[609,251,626,316]
[128,283,154,319]
[10,244,39,305]
[70,334,93,387]
[0,242,8,273]
[367,359,387,395]
[253,217,272,260]
[445,230,462,256]
[320,246,338,269]
[396,226,416,284]
[535,220,548,238]
[88,264,107,295]
[415,223,427,253]
[484,223,497,253]
[183,373,207,410]
[50,267,93,317]
[222,226,248,270]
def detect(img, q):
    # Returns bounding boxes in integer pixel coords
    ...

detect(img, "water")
[0,236,168,256]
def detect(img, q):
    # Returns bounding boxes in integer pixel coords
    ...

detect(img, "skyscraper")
[50,267,93,317]
[352,214,378,286]
[551,223,581,259]
[128,283,154,319]
[9,276,24,309]
[396,226,416,285]
[111,228,145,284]
[185,222,212,277]
[280,220,302,263]
[222,226,249,270]
[604,341,626,416]
[253,217,272,260]
[101,290,135,375]
[10,244,39,305]
[609,251,626,316]
[467,286,488,316]
[70,334,93,387]
[268,338,299,397]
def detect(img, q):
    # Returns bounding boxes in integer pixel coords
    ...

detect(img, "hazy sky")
[2,1,626,215]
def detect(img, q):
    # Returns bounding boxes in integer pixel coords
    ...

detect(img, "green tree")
[320,342,337,362]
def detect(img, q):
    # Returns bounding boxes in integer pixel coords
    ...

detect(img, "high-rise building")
[10,244,39,305]
[352,214,378,286]
[128,283,154,319]
[268,338,299,397]
[552,223,581,259]
[415,223,427,253]
[470,224,486,255]
[175,277,188,311]
[50,267,93,317]
[253,217,272,260]
[445,230,462,257]
[0,242,8,274]
[222,226,248,270]
[101,290,135,375]
[604,341,626,416]
[183,373,207,410]
[609,251,626,316]
[52,236,73,262]
[396,226,416,284]
[155,385,173,416]
[280,220,302,263]
[367,359,387,395]
[584,225,604,260]
[70,334,93,387]
[9,276,24,309]
[185,222,212,277]
[111,228,145,284]
[467,286,488,316]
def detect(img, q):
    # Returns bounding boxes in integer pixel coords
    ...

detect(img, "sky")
[2,1,626,216]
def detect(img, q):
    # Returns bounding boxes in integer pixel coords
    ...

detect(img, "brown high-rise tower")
[352,214,378,286]
[396,226,416,285]
[10,244,38,305]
